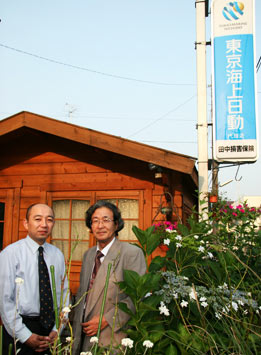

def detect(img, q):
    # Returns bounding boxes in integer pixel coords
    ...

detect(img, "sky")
[0,0,260,203]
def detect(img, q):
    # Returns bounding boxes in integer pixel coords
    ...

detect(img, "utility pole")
[196,0,209,216]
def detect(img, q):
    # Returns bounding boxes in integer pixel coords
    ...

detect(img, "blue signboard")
[212,0,258,161]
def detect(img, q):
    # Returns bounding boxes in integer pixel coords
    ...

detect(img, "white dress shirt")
[97,237,116,263]
[0,236,69,343]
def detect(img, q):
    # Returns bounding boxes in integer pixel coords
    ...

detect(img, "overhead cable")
[0,42,195,87]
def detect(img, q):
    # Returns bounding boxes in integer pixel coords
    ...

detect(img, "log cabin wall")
[0,112,197,295]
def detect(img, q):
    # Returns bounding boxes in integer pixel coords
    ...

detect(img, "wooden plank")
[143,189,152,230]
[3,189,14,248]
[40,179,153,191]
[20,198,42,209]
[0,171,153,189]
[12,188,21,243]
[95,190,140,198]
[21,152,76,164]
[0,162,108,176]
[20,187,41,198]
[0,177,22,188]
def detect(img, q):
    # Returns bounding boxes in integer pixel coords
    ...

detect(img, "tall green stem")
[50,265,59,329]
[93,263,112,355]
[8,344,12,355]
[50,265,61,354]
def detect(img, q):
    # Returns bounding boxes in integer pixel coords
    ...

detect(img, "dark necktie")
[84,250,104,318]
[88,250,104,290]
[38,246,54,329]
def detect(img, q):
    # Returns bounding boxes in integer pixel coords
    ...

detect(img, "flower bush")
[116,200,261,354]
[153,221,178,246]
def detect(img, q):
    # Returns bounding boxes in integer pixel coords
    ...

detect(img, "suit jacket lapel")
[83,247,96,294]
[85,239,122,318]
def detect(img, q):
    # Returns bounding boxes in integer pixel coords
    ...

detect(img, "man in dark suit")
[72,201,146,354]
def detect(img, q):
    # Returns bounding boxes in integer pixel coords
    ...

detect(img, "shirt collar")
[97,237,115,256]
[25,235,47,254]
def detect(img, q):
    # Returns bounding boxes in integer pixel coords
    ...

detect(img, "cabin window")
[97,198,139,243]
[0,202,4,250]
[52,199,90,261]
[51,196,139,261]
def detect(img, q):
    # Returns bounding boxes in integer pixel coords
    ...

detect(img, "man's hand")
[48,330,58,344]
[24,333,52,352]
[82,315,108,336]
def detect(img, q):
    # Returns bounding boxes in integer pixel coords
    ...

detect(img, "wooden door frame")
[0,187,21,249]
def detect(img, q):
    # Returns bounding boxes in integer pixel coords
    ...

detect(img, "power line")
[0,43,196,87]
[127,94,196,138]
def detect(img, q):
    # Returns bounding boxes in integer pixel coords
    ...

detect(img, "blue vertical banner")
[211,0,258,162]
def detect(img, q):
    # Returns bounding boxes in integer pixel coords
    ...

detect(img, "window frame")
[47,190,144,260]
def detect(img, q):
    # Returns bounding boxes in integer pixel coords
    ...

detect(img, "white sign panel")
[211,0,258,162]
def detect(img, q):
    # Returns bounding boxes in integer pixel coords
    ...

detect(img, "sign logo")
[222,2,245,21]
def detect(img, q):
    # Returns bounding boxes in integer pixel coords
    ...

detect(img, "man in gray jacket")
[72,201,146,354]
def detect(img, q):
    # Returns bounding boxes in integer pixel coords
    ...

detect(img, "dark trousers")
[2,316,53,355]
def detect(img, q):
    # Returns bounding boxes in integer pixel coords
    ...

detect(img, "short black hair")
[85,200,124,236]
[26,203,55,221]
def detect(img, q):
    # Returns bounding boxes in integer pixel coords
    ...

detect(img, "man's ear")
[23,219,29,231]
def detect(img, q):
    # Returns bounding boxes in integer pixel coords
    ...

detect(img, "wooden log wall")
[0,151,191,294]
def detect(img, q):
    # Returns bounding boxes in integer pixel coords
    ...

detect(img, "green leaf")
[149,256,165,272]
[178,223,189,236]
[132,225,147,248]
[123,269,140,289]
[146,232,161,255]
[166,344,178,355]
[118,302,135,317]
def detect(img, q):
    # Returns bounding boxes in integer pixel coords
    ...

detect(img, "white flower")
[66,337,72,342]
[247,292,251,297]
[90,336,98,344]
[189,289,197,300]
[207,252,214,259]
[159,301,170,316]
[232,246,239,251]
[232,302,238,312]
[176,243,182,249]
[121,338,134,348]
[259,306,261,310]
[215,312,221,319]
[238,300,244,306]
[180,300,188,308]
[183,276,189,280]
[201,301,208,308]
[80,352,92,355]
[256,310,260,315]
[200,240,205,244]
[15,277,24,284]
[243,309,248,315]
[218,282,228,290]
[143,340,154,348]
[165,228,174,233]
[198,246,205,252]
[222,306,229,314]
[173,292,178,299]
[163,238,170,245]
[175,235,182,241]
[194,235,199,239]
[144,292,152,298]
[62,306,71,314]
[200,297,207,302]
[207,229,213,235]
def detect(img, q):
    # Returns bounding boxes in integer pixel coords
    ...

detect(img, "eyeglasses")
[91,217,114,226]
